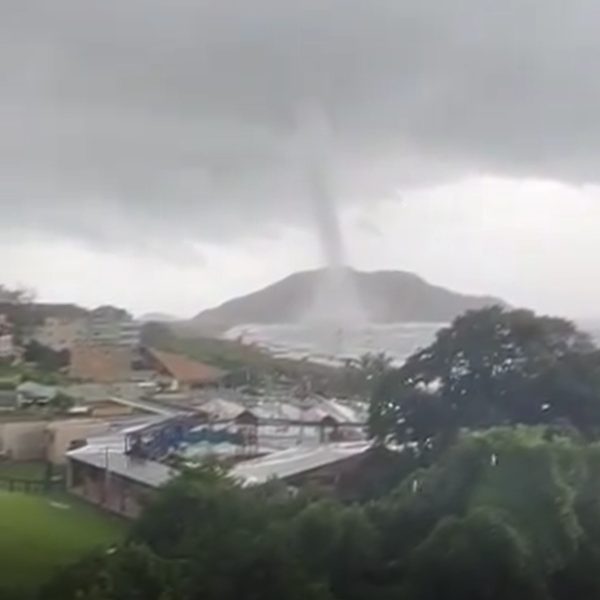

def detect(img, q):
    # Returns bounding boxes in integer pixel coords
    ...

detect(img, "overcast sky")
[2,1,600,318]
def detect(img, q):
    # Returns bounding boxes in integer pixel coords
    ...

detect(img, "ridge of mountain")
[189,268,505,333]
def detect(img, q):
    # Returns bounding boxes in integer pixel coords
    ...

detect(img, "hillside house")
[144,348,227,391]
[33,316,87,351]
[16,381,57,407]
[69,345,133,383]
[87,306,141,348]
[0,334,15,359]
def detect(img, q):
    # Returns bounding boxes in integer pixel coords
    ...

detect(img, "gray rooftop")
[230,442,371,486]
[67,418,176,488]
[69,448,174,488]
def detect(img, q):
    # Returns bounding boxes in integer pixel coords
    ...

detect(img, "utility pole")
[103,447,110,507]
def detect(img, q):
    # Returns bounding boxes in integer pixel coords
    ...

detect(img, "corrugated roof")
[17,381,57,400]
[68,419,175,488]
[253,402,303,422]
[253,399,365,425]
[148,348,226,385]
[69,449,174,488]
[197,397,248,421]
[66,409,230,488]
[230,441,371,486]
[319,398,365,424]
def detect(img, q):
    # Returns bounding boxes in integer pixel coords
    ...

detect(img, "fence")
[0,467,64,494]
[0,477,50,493]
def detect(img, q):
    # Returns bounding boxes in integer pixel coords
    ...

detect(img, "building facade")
[86,307,142,348]
[69,345,133,382]
[0,334,15,358]
[31,307,141,351]
[0,314,15,358]
[33,317,88,351]
[67,451,172,518]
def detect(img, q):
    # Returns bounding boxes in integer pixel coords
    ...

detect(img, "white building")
[31,306,141,351]
[0,314,15,358]
[33,317,88,351]
[86,307,141,348]
[0,334,15,358]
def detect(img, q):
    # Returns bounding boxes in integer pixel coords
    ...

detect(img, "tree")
[23,340,70,372]
[140,322,176,348]
[50,391,75,412]
[355,352,394,379]
[341,352,394,398]
[0,285,37,344]
[131,468,332,600]
[369,307,600,448]
[0,284,35,305]
[368,428,600,600]
[405,508,543,600]
[40,544,185,600]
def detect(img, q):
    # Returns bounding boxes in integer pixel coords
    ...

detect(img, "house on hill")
[87,306,141,348]
[33,315,88,351]
[16,381,57,407]
[69,345,133,383]
[144,348,227,391]
[0,302,141,352]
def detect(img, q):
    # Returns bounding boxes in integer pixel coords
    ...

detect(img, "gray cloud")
[2,0,600,248]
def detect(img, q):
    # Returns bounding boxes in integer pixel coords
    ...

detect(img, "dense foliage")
[41,428,600,600]
[369,307,600,450]
[340,352,394,397]
[23,341,70,373]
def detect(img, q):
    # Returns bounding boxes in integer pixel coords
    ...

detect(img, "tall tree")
[0,285,37,344]
[0,285,35,305]
[369,307,600,448]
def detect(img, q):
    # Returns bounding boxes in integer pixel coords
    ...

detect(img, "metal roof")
[69,447,174,488]
[17,381,57,399]
[198,397,248,421]
[67,416,177,488]
[230,441,371,486]
[148,348,226,384]
[319,398,366,424]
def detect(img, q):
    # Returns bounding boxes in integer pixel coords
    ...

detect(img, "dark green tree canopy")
[369,307,600,445]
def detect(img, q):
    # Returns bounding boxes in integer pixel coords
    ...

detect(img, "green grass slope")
[0,492,123,595]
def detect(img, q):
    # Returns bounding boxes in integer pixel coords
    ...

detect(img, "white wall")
[0,421,47,461]
[46,419,112,464]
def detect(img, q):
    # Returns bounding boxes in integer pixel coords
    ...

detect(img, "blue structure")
[125,415,205,460]
[186,427,243,446]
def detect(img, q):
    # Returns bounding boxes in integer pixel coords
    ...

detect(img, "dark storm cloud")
[2,0,600,247]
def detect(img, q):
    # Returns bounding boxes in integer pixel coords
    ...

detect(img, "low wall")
[0,421,47,461]
[0,418,114,464]
[46,419,112,464]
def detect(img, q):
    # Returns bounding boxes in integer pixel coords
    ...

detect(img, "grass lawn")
[0,492,125,594]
